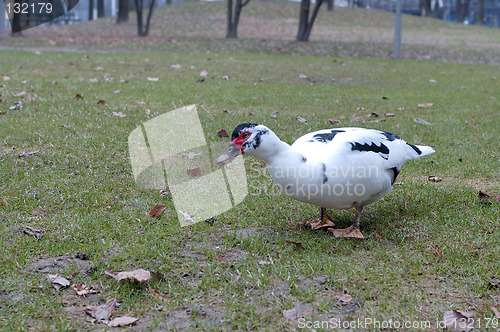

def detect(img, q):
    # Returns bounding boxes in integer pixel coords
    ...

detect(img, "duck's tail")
[416,145,435,157]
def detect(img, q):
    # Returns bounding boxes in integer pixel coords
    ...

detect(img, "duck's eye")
[241,132,250,139]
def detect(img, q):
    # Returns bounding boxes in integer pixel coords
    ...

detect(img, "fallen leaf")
[13,91,26,97]
[113,90,121,94]
[271,111,279,118]
[338,292,353,304]
[75,93,83,100]
[418,103,434,108]
[97,99,106,105]
[95,66,103,71]
[182,152,202,159]
[149,204,166,218]
[477,190,494,199]
[382,96,389,99]
[3,76,10,81]
[108,316,138,327]
[112,111,126,118]
[283,303,313,321]
[216,129,229,138]
[428,175,443,182]
[71,283,97,296]
[85,298,117,323]
[51,81,58,85]
[89,78,98,82]
[296,116,308,124]
[329,119,340,125]
[414,117,432,126]
[492,307,500,319]
[369,112,379,117]
[443,310,474,332]
[373,230,386,242]
[47,274,70,290]
[105,269,151,282]
[170,64,182,69]
[200,70,208,78]
[385,113,395,117]
[397,106,405,111]
[429,79,437,83]
[147,77,159,81]
[285,240,304,250]
[299,73,308,79]
[187,167,202,177]
[18,150,40,158]
[145,109,151,115]
[26,94,36,101]
[1,197,7,207]
[10,101,23,110]
[221,75,230,80]
[23,225,42,239]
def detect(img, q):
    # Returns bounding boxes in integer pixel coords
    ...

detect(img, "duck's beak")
[216,143,241,164]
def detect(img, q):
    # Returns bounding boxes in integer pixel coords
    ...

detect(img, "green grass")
[0,6,499,329]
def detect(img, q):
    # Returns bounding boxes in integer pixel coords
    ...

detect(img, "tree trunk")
[11,11,22,36]
[296,0,323,41]
[327,0,334,11]
[226,0,250,38]
[134,0,156,36]
[457,0,471,23]
[477,0,484,24]
[88,0,94,21]
[97,0,105,18]
[117,0,129,24]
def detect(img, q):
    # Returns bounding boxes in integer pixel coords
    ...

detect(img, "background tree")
[456,0,471,22]
[296,0,323,41]
[477,0,484,24]
[134,0,156,37]
[227,0,250,38]
[117,0,130,24]
[97,0,105,18]
[327,0,334,11]
[88,0,94,21]
[420,0,439,17]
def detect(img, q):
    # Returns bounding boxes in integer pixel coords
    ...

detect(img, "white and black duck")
[217,123,435,238]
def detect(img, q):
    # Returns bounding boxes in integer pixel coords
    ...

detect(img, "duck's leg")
[328,203,364,239]
[302,207,335,230]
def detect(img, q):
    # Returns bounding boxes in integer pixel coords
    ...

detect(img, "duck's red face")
[230,131,252,153]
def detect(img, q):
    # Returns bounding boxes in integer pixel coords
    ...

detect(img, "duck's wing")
[292,127,434,167]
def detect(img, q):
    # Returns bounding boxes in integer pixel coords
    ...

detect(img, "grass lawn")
[0,2,499,330]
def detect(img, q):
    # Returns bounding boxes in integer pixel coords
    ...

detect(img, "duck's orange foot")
[303,218,336,230]
[328,226,364,239]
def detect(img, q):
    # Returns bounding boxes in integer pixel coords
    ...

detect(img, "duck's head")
[216,123,281,164]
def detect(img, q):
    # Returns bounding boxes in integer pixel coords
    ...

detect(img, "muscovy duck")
[216,123,435,238]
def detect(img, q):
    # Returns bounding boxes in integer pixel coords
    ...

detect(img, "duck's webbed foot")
[327,203,365,239]
[301,207,335,230]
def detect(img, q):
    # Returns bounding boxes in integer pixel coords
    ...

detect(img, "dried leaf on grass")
[418,103,434,108]
[299,73,308,79]
[85,298,117,323]
[112,111,126,118]
[285,240,304,251]
[414,117,432,126]
[97,99,106,105]
[14,91,26,97]
[71,283,97,296]
[187,167,202,177]
[105,269,151,282]
[329,119,340,125]
[149,204,166,218]
[492,307,500,319]
[216,129,229,137]
[47,274,70,290]
[108,316,138,327]
[477,190,498,200]
[283,303,313,321]
[428,175,443,182]
[147,77,159,81]
[1,197,7,207]
[75,93,83,99]
[23,225,42,239]
[296,116,308,124]
[200,70,208,78]
[443,310,474,332]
